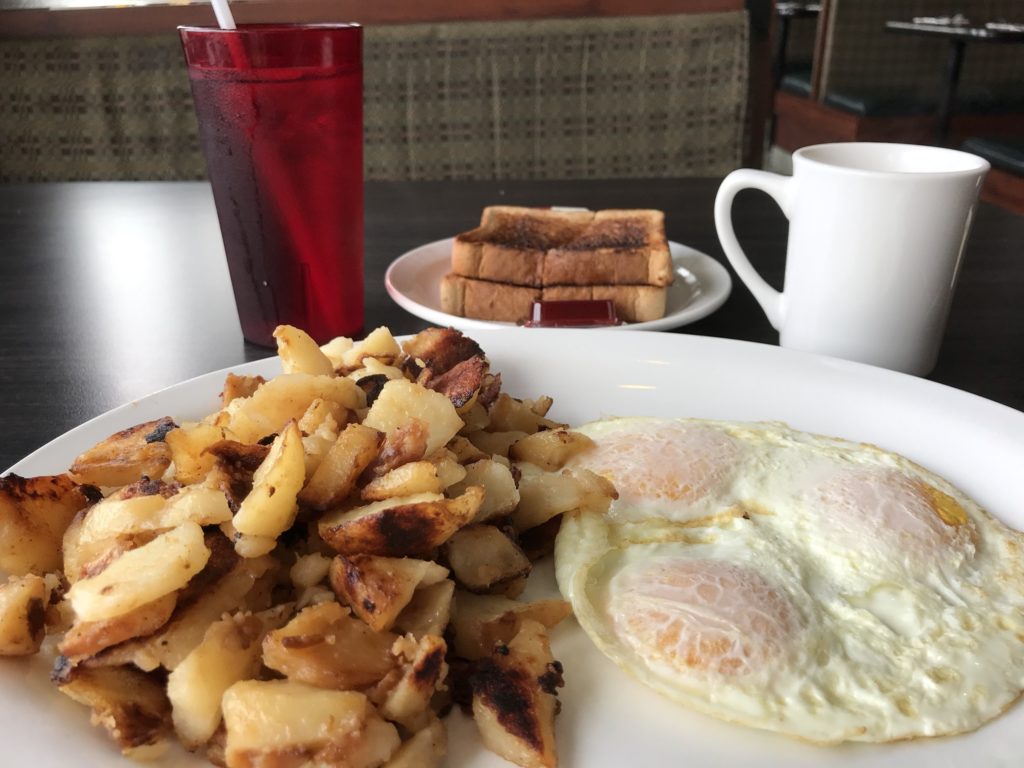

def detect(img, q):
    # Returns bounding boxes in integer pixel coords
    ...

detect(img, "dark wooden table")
[1,179,1022,472]
[885,19,1024,144]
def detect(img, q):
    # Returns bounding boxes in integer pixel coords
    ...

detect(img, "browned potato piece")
[97,555,275,671]
[442,525,531,594]
[488,394,565,434]
[222,680,400,768]
[451,592,571,661]
[468,430,528,459]
[512,469,617,532]
[400,326,483,379]
[60,592,177,661]
[262,601,397,689]
[447,436,488,464]
[218,373,366,444]
[360,461,444,501]
[328,554,448,632]
[471,619,562,768]
[0,473,91,575]
[318,487,484,557]
[55,664,172,760]
[364,418,430,479]
[0,574,47,656]
[65,522,211,623]
[424,355,487,411]
[393,579,455,640]
[165,422,235,485]
[384,717,447,768]
[510,428,595,471]
[299,423,384,511]
[448,459,519,521]
[69,418,174,487]
[221,373,266,407]
[371,634,448,731]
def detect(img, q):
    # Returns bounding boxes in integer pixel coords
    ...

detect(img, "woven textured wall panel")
[0,11,748,182]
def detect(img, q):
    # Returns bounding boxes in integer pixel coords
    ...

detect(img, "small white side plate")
[384,238,732,331]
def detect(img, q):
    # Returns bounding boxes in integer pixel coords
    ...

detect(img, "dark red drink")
[179,24,363,346]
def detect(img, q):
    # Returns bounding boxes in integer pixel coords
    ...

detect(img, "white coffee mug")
[715,142,989,375]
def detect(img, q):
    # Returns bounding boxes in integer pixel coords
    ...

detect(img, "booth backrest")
[0,11,749,182]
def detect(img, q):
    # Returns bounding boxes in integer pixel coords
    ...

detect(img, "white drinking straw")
[210,0,237,30]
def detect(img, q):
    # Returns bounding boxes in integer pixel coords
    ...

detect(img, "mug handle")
[713,169,794,330]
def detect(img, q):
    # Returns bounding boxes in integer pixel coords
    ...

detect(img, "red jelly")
[523,300,621,327]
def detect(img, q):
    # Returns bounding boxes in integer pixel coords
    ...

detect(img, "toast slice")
[440,273,667,324]
[451,207,673,288]
[451,207,592,287]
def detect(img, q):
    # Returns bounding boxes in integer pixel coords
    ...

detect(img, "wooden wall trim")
[1,0,745,39]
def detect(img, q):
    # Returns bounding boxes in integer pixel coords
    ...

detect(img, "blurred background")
[1,0,1021,212]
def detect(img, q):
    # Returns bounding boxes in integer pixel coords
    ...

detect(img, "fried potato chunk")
[0,574,48,656]
[299,423,383,511]
[103,555,275,672]
[328,554,448,632]
[66,522,210,623]
[219,373,365,444]
[512,468,617,532]
[371,634,448,731]
[384,717,447,768]
[167,612,266,749]
[393,579,455,640]
[55,664,172,760]
[69,418,175,487]
[448,458,520,521]
[262,601,397,689]
[510,428,595,471]
[0,473,91,575]
[443,525,531,594]
[222,680,400,768]
[231,422,305,556]
[363,380,464,458]
[451,592,571,661]
[471,619,563,768]
[318,487,484,557]
[60,592,177,661]
[274,324,334,376]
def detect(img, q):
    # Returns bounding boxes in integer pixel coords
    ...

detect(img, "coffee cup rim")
[793,142,990,178]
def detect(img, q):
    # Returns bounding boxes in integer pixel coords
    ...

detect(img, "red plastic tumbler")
[179,24,363,346]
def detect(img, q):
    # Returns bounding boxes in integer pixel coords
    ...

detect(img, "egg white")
[556,417,1024,744]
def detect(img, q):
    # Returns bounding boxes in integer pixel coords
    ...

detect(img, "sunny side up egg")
[554,417,1024,744]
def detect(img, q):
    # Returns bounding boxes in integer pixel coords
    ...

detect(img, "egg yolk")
[609,559,800,678]
[575,422,740,509]
[812,468,973,561]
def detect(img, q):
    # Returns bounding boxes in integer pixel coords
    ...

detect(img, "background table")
[885,19,1024,144]
[1,179,1022,472]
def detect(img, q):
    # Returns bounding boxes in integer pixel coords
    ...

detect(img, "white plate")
[6,330,1024,767]
[384,238,732,331]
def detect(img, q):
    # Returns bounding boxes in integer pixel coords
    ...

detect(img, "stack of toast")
[440,206,674,324]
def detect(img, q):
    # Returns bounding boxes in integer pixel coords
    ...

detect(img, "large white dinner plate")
[6,329,1024,767]
[384,238,732,332]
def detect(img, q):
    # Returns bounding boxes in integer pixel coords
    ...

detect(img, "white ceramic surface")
[715,142,990,376]
[6,329,1024,767]
[384,238,732,331]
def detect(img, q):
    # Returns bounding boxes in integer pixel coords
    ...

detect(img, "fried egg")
[555,417,1024,744]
